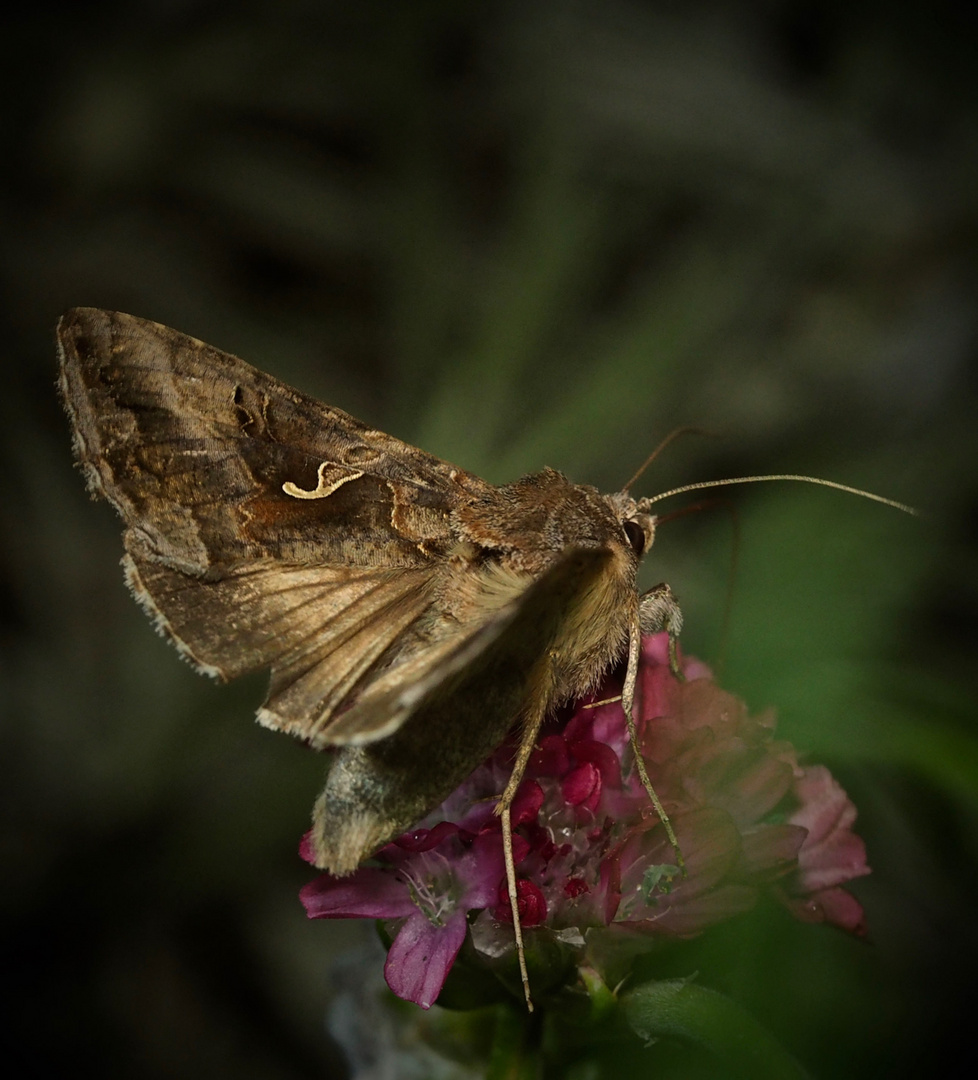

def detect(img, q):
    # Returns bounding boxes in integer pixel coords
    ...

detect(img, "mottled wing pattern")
[56,307,491,742]
[57,308,489,572]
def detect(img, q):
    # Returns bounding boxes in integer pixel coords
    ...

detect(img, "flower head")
[301,633,870,1008]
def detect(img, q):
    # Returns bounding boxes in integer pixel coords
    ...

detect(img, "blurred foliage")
[1,1,976,1077]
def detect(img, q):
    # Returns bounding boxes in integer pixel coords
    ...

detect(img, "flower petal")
[626,883,759,935]
[562,762,602,809]
[687,748,796,826]
[395,821,465,852]
[494,879,548,927]
[738,823,808,877]
[300,868,416,920]
[785,887,867,936]
[384,910,468,1009]
[511,780,545,825]
[791,766,870,891]
[530,734,571,776]
[570,738,623,789]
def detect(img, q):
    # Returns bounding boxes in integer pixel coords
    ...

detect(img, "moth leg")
[639,582,684,681]
[624,601,686,875]
[495,661,555,1013]
[499,811,533,1011]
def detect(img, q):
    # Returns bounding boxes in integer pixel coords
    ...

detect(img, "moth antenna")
[620,427,713,493]
[639,474,918,516]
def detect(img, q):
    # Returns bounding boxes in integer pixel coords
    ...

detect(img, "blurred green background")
[1,1,976,1077]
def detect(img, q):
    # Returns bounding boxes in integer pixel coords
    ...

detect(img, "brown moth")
[57,308,914,1007]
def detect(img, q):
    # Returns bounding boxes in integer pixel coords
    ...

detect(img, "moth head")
[608,492,656,561]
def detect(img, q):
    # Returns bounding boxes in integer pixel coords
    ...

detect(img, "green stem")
[621,978,810,1080]
[486,1004,541,1080]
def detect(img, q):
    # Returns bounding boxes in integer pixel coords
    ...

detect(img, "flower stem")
[486,1004,541,1080]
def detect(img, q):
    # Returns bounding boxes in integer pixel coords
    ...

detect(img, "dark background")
[2,2,976,1077]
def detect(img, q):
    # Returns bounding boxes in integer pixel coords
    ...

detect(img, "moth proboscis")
[56,308,916,1009]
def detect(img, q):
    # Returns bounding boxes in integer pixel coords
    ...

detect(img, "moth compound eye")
[623,519,646,557]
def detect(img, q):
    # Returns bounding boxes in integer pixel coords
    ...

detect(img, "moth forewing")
[57,307,680,1013]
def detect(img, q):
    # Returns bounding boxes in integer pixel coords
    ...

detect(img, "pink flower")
[777,765,870,934]
[301,633,870,1007]
[300,826,513,1009]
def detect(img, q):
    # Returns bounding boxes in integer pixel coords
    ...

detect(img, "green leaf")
[621,977,810,1079]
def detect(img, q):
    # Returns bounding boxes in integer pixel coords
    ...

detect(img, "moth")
[57,308,914,1007]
